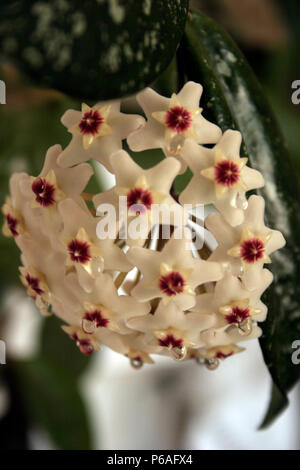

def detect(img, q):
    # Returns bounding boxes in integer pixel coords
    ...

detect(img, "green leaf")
[0,0,189,100]
[14,357,92,449]
[40,314,93,378]
[182,10,300,424]
[259,382,288,430]
[152,56,178,98]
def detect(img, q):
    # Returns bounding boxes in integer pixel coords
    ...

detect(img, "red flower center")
[83,310,109,328]
[158,334,183,349]
[240,237,265,263]
[79,109,104,136]
[6,214,18,237]
[25,273,44,296]
[165,106,192,133]
[225,306,250,324]
[32,178,56,207]
[214,160,240,187]
[132,355,142,362]
[127,187,153,214]
[71,333,94,355]
[159,271,186,297]
[215,351,234,359]
[68,239,91,264]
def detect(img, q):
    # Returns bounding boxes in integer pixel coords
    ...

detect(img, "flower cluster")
[2,82,285,370]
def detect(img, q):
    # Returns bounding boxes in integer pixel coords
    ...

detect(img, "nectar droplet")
[205,358,219,371]
[167,135,185,155]
[236,192,248,210]
[130,357,143,370]
[238,318,253,336]
[171,345,187,361]
[82,318,97,334]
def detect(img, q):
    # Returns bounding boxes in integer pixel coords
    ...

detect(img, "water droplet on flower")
[168,135,185,155]
[236,193,248,210]
[171,345,187,361]
[76,339,94,355]
[205,358,219,370]
[82,318,97,334]
[238,318,253,336]
[130,358,143,369]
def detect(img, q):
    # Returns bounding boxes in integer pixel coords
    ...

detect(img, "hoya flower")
[179,131,264,226]
[19,265,50,302]
[94,150,186,245]
[31,169,65,212]
[2,81,286,368]
[197,344,245,370]
[127,302,215,360]
[4,173,55,247]
[2,196,25,238]
[62,310,154,365]
[78,273,150,335]
[200,319,262,350]
[206,195,285,290]
[62,325,101,355]
[127,81,221,168]
[58,198,132,291]
[20,145,94,212]
[191,270,273,336]
[127,232,223,309]
[16,146,94,246]
[18,235,85,316]
[126,349,154,368]
[2,174,40,240]
[58,102,144,171]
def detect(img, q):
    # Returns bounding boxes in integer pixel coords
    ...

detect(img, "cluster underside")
[2,82,285,370]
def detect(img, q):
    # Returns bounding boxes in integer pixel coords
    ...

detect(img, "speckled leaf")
[182,10,300,426]
[0,0,189,100]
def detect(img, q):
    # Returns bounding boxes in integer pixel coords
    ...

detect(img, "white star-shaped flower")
[191,270,272,339]
[4,173,47,244]
[127,231,222,309]
[127,81,221,171]
[75,273,150,335]
[179,131,264,226]
[198,344,245,365]
[58,198,132,291]
[2,196,25,238]
[57,102,145,171]
[17,145,94,242]
[93,150,186,245]
[127,302,215,360]
[18,234,83,316]
[206,195,285,289]
[62,325,101,355]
